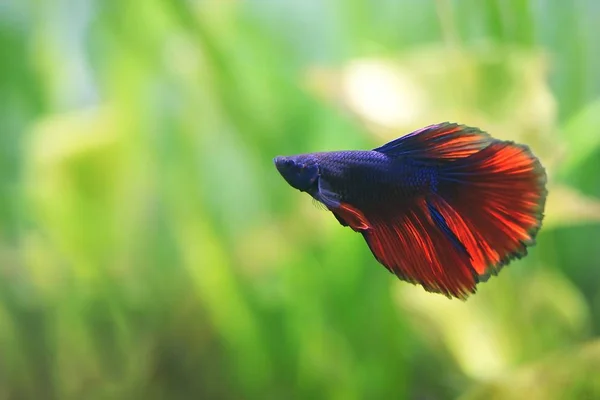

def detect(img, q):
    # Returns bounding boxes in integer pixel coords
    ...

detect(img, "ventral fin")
[331,202,371,231]
[426,200,470,258]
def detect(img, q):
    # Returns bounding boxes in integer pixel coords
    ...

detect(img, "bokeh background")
[2,0,600,399]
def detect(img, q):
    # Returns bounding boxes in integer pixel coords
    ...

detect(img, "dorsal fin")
[374,122,492,161]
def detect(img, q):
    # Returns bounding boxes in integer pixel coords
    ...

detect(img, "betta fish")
[274,123,547,299]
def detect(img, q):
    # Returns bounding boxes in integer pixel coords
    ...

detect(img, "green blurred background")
[2,0,600,399]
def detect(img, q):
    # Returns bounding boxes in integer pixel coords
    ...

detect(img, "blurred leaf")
[558,97,600,176]
[461,339,600,400]
[395,267,590,381]
[543,184,600,228]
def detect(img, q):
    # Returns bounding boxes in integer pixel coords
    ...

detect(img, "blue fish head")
[274,155,319,193]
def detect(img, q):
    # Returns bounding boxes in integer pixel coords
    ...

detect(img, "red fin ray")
[438,141,547,278]
[374,122,492,160]
[332,203,370,231]
[333,200,479,299]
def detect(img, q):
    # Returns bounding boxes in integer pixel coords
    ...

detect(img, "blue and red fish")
[274,123,547,299]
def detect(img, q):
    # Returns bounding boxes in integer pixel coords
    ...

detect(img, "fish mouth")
[273,156,292,172]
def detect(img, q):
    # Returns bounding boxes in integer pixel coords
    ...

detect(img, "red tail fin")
[435,141,547,279]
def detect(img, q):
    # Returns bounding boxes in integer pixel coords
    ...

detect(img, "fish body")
[277,150,438,208]
[274,123,547,299]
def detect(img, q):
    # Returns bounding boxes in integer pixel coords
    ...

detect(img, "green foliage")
[1,1,600,399]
